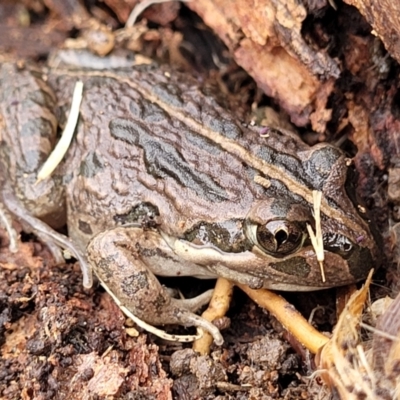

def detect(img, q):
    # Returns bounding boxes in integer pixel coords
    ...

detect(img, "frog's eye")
[248,220,306,256]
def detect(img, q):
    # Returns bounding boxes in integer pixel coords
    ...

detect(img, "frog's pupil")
[275,229,288,246]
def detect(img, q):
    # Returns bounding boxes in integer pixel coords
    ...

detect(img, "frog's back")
[45,66,364,250]
[49,67,261,244]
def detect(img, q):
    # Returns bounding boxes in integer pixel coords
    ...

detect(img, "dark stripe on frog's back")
[49,67,339,197]
[52,67,325,196]
[131,69,350,207]
[253,129,345,192]
[256,145,309,188]
[128,91,224,157]
[64,70,353,222]
[109,117,229,202]
[106,114,312,219]
[139,69,243,141]
[79,152,104,178]
[252,151,351,219]
[105,85,320,211]
[138,68,346,196]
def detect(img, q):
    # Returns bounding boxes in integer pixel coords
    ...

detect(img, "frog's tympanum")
[0,63,380,344]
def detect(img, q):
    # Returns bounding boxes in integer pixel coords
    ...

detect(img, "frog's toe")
[132,295,222,344]
[133,295,223,344]
[171,289,214,313]
[0,203,19,252]
[35,234,65,264]
[168,299,223,345]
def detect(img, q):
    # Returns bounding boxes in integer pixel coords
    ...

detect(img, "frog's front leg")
[87,226,224,345]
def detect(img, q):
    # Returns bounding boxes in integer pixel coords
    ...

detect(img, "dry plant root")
[316,270,379,399]
[193,277,330,355]
[237,283,329,354]
[193,278,234,355]
[335,283,358,319]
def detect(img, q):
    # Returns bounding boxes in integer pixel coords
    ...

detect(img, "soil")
[0,1,398,399]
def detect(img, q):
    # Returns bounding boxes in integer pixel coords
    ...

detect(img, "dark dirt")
[0,0,398,399]
[0,226,172,398]
[1,224,331,398]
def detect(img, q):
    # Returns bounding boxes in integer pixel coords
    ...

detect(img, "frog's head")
[243,146,381,291]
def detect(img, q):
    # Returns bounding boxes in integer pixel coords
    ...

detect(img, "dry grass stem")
[36,81,83,183]
[315,270,397,399]
[126,0,190,27]
[306,190,326,282]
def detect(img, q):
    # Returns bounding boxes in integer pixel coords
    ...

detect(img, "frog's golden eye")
[249,220,306,256]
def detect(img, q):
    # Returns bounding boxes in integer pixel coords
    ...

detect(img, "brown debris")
[1,1,398,398]
[317,271,400,399]
[170,349,227,398]
[344,0,400,64]
[0,228,172,398]
[0,23,67,59]
[0,0,81,59]
[70,352,130,397]
[186,0,339,130]
[371,291,400,398]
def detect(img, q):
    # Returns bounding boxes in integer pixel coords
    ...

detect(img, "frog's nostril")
[323,233,355,259]
[342,242,353,252]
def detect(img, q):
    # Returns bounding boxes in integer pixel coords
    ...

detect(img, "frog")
[0,61,380,345]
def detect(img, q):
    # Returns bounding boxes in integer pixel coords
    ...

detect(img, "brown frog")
[0,62,380,344]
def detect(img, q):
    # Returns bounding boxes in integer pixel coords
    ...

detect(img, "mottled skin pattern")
[0,62,380,343]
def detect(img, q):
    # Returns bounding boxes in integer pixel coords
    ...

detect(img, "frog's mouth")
[162,231,375,291]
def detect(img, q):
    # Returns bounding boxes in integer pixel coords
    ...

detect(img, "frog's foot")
[0,199,65,263]
[1,185,93,288]
[34,231,69,264]
[100,275,220,343]
[88,227,224,345]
